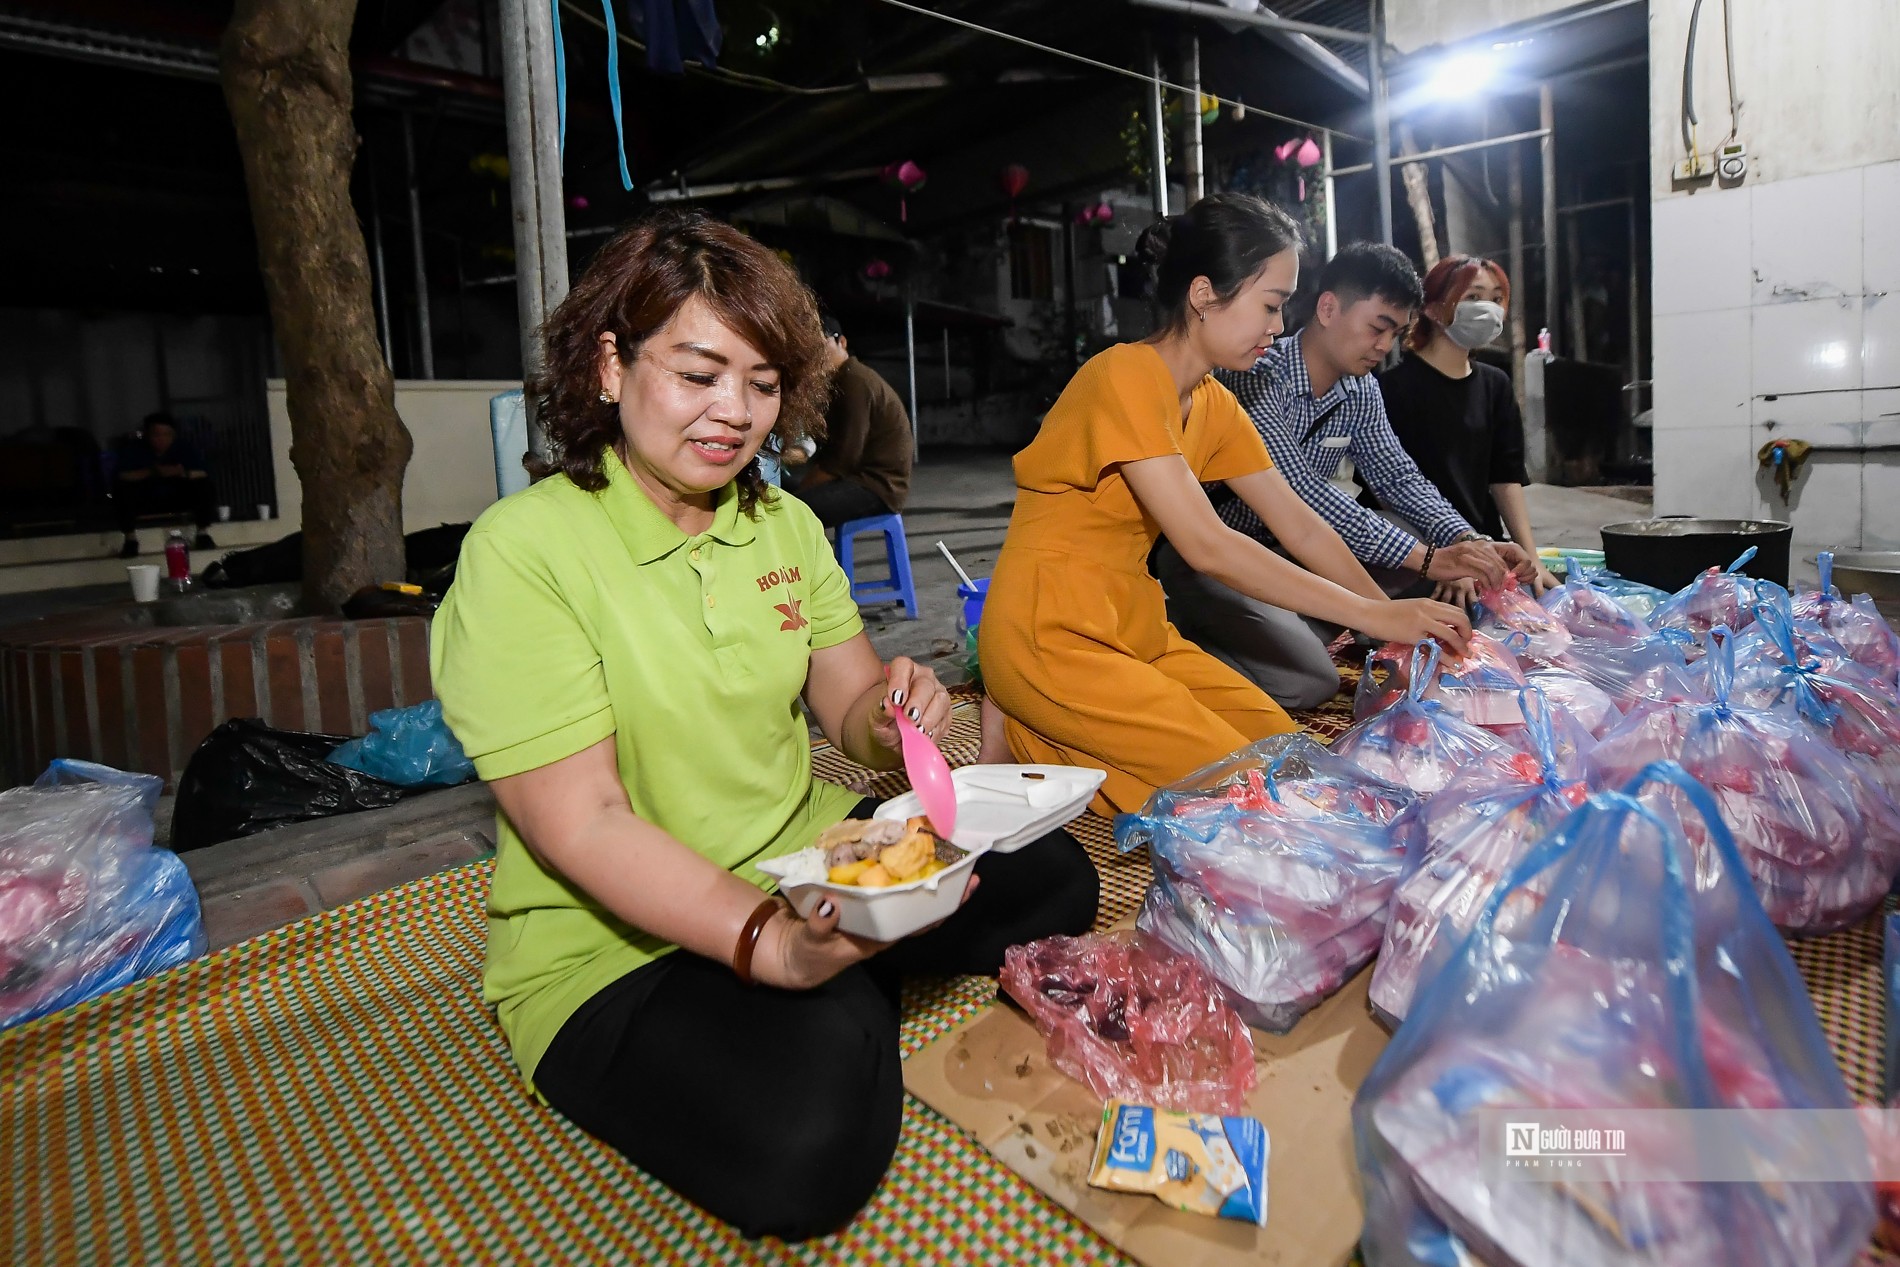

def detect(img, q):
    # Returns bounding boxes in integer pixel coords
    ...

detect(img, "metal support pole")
[1183,36,1205,204]
[1367,0,1393,245]
[1321,130,1338,260]
[1627,191,1642,405]
[402,112,435,380]
[1540,81,1558,356]
[942,328,951,401]
[500,0,569,442]
[1147,47,1169,217]
[904,290,920,460]
[368,166,394,370]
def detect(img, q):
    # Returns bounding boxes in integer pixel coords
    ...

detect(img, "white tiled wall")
[1650,160,1900,552]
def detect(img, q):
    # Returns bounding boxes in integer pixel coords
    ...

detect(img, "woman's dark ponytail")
[1145,193,1302,332]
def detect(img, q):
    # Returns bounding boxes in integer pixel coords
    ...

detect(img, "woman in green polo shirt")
[432,210,1099,1241]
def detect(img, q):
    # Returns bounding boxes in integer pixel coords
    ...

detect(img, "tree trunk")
[221,0,411,614]
[1397,124,1440,272]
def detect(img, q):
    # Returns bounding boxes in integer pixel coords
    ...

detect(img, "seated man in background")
[115,412,217,558]
[789,312,913,528]
[1155,243,1530,708]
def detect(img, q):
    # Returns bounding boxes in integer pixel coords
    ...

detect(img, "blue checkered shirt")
[1212,329,1476,570]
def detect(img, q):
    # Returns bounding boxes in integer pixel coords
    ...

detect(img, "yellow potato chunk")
[917,859,947,879]
[828,859,875,885]
[855,863,896,888]
[878,832,934,881]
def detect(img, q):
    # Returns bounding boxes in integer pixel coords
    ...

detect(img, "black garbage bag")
[170,718,426,851]
[340,586,441,620]
[199,523,473,593]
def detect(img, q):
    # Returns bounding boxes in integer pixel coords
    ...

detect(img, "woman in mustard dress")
[980,195,1471,814]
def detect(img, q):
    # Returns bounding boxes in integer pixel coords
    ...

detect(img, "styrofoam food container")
[874,764,1106,854]
[757,840,987,941]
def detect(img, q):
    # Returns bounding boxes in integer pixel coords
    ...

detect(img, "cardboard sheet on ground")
[904,964,1390,1267]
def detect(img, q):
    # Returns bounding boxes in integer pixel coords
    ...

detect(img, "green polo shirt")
[431,449,865,1088]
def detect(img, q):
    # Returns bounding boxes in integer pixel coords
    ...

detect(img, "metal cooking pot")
[1829,552,1900,602]
[1599,517,1792,593]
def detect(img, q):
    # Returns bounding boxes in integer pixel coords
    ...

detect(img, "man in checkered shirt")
[1155,243,1532,707]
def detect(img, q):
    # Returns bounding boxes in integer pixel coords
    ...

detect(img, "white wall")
[266,379,514,534]
[1647,0,1900,551]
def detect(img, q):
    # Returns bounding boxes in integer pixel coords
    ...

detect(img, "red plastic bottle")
[164,530,190,585]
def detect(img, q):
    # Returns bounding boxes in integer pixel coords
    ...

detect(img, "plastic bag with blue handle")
[1722,598,1900,808]
[328,700,476,788]
[1335,642,1516,795]
[1370,686,1591,1025]
[1588,626,1900,933]
[1355,761,1875,1267]
[0,761,205,1031]
[1789,551,1900,695]
[1115,737,1415,1032]
[1540,559,1659,642]
[1650,546,1791,645]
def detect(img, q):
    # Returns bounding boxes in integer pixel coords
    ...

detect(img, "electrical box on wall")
[1673,154,1715,183]
[1717,141,1748,183]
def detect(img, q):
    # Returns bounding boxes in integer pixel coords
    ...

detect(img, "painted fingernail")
[892,689,906,706]
[908,706,921,722]
[817,900,835,918]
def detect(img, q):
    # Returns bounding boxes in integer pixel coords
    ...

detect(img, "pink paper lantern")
[1295,137,1322,168]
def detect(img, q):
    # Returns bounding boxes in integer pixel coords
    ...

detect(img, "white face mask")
[1444,299,1505,349]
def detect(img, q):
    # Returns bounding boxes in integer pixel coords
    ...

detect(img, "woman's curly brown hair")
[526,208,829,515]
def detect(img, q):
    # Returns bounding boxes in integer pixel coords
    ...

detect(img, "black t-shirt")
[1361,353,1526,540]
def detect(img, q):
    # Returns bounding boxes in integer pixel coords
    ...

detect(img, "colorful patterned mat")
[4,676,1892,1265]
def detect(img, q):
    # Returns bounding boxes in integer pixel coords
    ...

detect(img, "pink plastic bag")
[1472,579,1572,665]
[1371,690,1590,1025]
[1792,552,1900,694]
[1726,600,1900,808]
[1650,547,1790,645]
[1337,643,1516,794]
[1538,567,1656,643]
[1353,634,1529,728]
[1522,666,1624,738]
[1000,932,1257,1113]
[1588,627,1900,933]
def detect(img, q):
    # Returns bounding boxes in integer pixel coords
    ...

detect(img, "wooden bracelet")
[732,897,784,987]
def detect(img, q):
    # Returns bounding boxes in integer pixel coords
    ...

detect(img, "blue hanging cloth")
[627,0,723,75]
[551,0,567,149]
[601,0,633,189]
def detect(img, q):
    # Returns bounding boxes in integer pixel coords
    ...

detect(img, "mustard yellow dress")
[979,342,1295,815]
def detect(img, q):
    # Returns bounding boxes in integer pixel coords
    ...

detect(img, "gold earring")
[598,390,615,405]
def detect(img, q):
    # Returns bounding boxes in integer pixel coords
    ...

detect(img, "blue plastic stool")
[834,513,919,620]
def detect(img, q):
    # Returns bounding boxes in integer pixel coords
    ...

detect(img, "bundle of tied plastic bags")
[1115,734,1416,1032]
[0,760,205,1031]
[1472,578,1573,665]
[1588,626,1900,934]
[1355,762,1876,1267]
[1369,687,1591,1026]
[999,931,1256,1113]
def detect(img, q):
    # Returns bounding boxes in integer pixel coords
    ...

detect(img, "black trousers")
[796,478,889,530]
[532,799,1100,1242]
[116,475,217,534]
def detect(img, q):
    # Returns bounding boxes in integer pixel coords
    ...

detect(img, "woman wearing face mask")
[1365,255,1560,597]
[978,194,1470,815]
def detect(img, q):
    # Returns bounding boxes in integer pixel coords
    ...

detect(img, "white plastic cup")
[257,503,272,520]
[217,505,231,521]
[127,564,161,603]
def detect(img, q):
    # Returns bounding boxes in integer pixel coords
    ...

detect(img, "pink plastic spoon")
[895,711,958,840]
